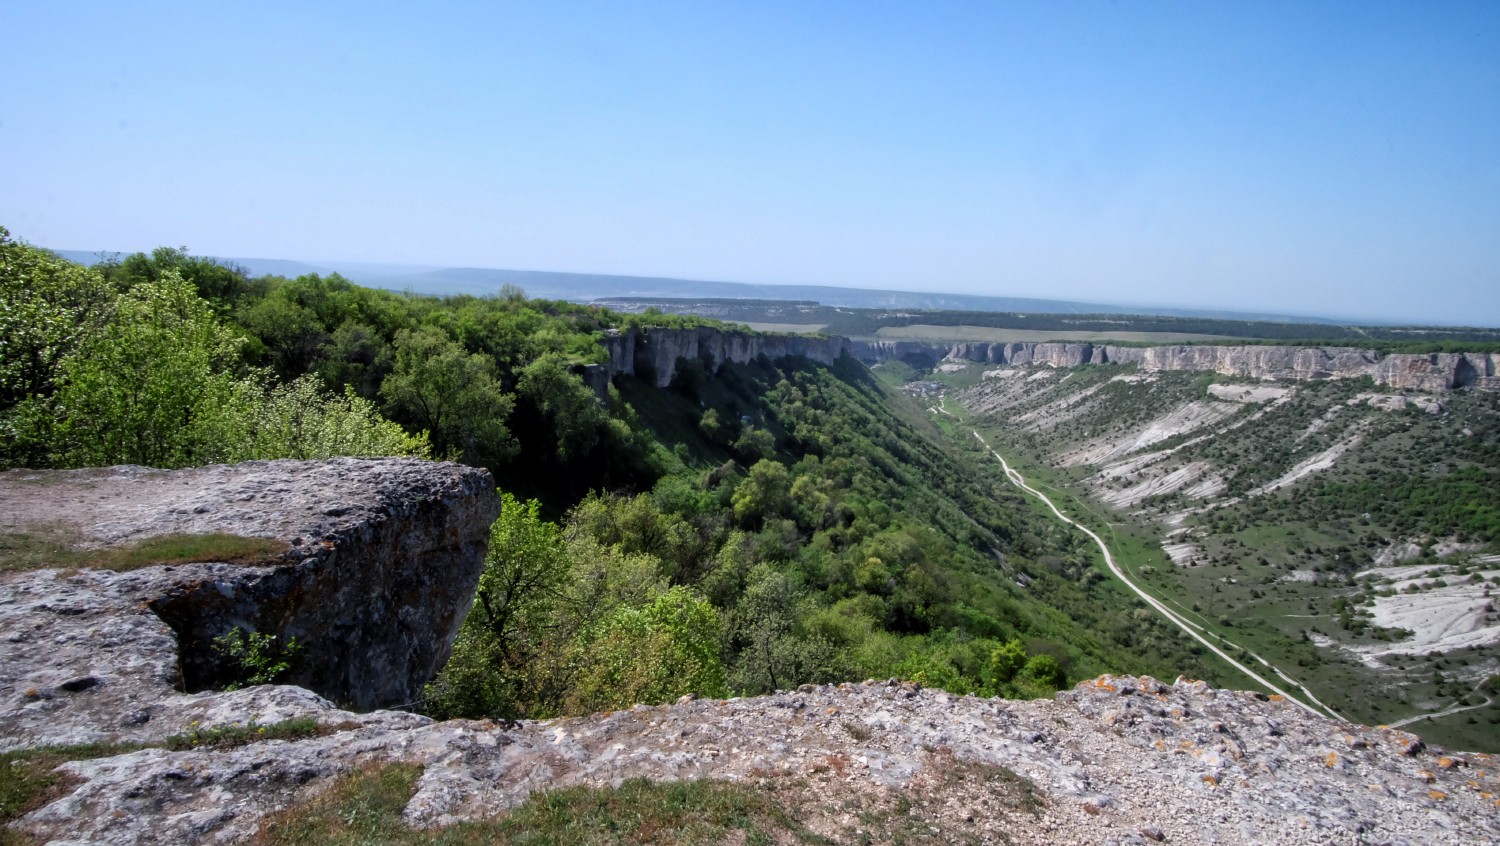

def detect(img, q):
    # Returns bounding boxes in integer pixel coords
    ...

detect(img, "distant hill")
[51,248,1345,325]
[367,267,1346,325]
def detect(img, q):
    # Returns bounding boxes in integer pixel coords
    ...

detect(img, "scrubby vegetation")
[1,230,429,469]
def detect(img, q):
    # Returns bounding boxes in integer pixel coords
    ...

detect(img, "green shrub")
[213,628,302,689]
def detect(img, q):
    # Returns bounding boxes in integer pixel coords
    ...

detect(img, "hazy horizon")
[36,244,1446,327]
[4,2,1497,325]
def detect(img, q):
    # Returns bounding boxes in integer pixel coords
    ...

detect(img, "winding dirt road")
[970,430,1337,720]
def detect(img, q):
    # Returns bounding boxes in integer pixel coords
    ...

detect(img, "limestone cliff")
[856,340,1500,391]
[0,458,499,728]
[601,327,851,387]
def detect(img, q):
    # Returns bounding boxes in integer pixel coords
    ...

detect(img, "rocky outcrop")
[572,362,611,400]
[854,340,1500,392]
[601,327,851,387]
[853,340,949,370]
[7,674,1497,844]
[0,458,499,738]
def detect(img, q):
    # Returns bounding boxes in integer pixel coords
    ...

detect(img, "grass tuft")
[253,763,831,846]
[0,528,287,573]
[164,717,333,752]
[1,742,148,846]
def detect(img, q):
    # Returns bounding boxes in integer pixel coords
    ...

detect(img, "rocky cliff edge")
[6,671,1498,845]
[601,327,850,388]
[855,340,1500,392]
[0,458,499,737]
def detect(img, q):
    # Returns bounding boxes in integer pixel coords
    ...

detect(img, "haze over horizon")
[3,2,1498,326]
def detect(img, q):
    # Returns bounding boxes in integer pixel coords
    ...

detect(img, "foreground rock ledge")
[5,676,1497,845]
[3,461,1497,844]
[0,458,500,738]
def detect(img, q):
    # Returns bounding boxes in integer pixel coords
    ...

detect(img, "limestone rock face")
[851,340,949,368]
[853,340,1499,392]
[0,458,499,739]
[601,327,851,387]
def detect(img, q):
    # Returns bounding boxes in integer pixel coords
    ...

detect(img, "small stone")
[1141,823,1166,841]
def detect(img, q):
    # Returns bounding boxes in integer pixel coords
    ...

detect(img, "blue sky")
[3,1,1498,325]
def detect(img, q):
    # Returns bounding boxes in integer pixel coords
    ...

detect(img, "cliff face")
[601,327,851,387]
[0,458,499,735]
[856,340,1500,392]
[599,331,1500,393]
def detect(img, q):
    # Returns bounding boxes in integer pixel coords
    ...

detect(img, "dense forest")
[1,228,1220,719]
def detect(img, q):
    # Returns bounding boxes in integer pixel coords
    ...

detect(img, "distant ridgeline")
[590,325,1500,394]
[591,297,1500,349]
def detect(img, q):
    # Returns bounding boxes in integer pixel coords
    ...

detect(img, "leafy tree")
[427,494,571,719]
[100,245,258,304]
[46,269,249,468]
[380,327,516,463]
[567,491,707,582]
[3,248,426,470]
[225,375,430,461]
[734,426,775,463]
[699,408,723,442]
[989,637,1028,686]
[1013,654,1066,698]
[731,459,792,527]
[315,321,393,398]
[236,293,327,378]
[0,229,113,413]
[430,494,729,718]
[517,352,607,459]
[567,586,727,713]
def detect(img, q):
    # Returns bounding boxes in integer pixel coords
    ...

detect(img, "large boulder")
[0,458,498,749]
